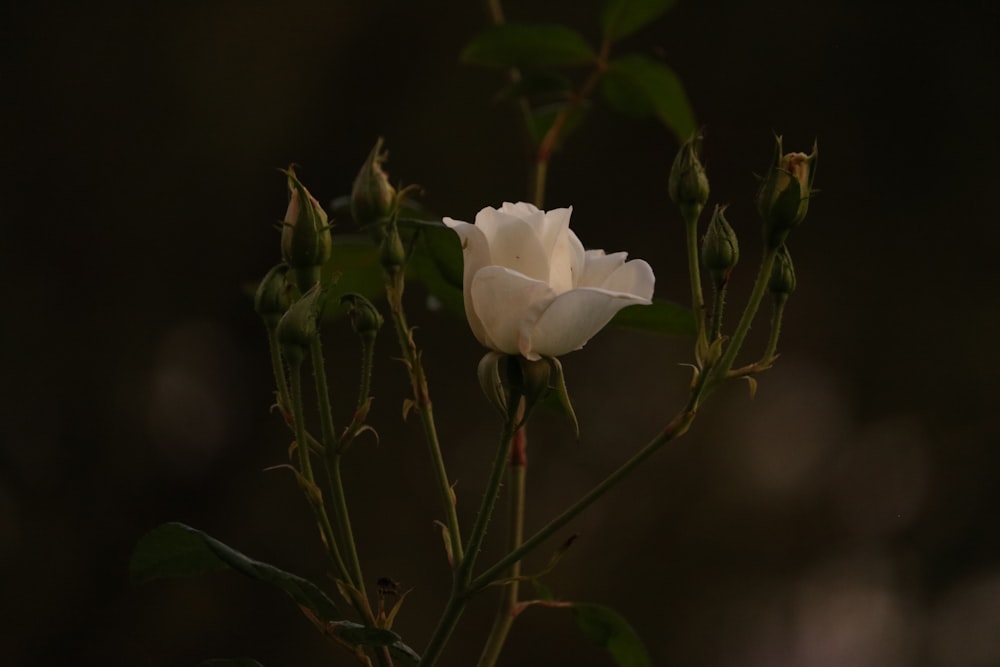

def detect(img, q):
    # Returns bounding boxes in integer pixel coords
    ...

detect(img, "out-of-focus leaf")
[495,70,574,102]
[320,236,383,308]
[327,622,422,667]
[461,24,596,68]
[403,218,466,318]
[610,299,695,336]
[528,101,590,149]
[602,0,676,42]
[130,523,340,622]
[600,54,695,141]
[573,603,653,667]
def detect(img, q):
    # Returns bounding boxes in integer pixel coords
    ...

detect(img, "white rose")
[443,202,655,360]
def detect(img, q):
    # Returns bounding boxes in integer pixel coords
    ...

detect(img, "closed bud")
[701,205,739,288]
[510,356,552,412]
[757,136,817,248]
[280,167,333,291]
[669,132,710,223]
[340,293,383,343]
[768,245,796,301]
[351,137,397,229]
[254,263,291,330]
[276,283,329,366]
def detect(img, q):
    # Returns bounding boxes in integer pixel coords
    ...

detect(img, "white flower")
[443,202,655,360]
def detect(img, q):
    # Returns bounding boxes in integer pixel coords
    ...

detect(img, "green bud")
[510,356,552,413]
[350,137,396,229]
[756,136,818,248]
[768,245,797,301]
[340,293,383,342]
[701,205,740,288]
[276,283,328,366]
[280,166,333,292]
[254,263,291,330]
[669,132,710,223]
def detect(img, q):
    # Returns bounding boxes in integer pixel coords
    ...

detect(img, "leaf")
[600,54,696,141]
[201,661,265,667]
[326,622,422,667]
[495,70,574,102]
[130,523,340,622]
[602,0,677,42]
[321,236,384,308]
[528,101,590,150]
[610,299,696,336]
[461,24,596,69]
[573,603,653,667]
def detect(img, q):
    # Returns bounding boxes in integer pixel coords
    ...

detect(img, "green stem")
[266,331,292,422]
[470,398,699,595]
[385,270,464,565]
[477,443,526,667]
[760,296,787,365]
[287,361,351,583]
[309,338,366,598]
[705,246,780,389]
[709,281,727,343]
[684,214,708,350]
[419,410,520,667]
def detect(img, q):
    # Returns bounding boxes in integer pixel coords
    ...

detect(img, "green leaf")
[327,622,422,667]
[602,0,677,42]
[131,523,341,622]
[461,24,596,68]
[201,661,265,667]
[528,101,590,150]
[321,236,384,308]
[611,299,695,336]
[403,219,467,318]
[495,70,574,102]
[573,603,652,667]
[600,54,695,141]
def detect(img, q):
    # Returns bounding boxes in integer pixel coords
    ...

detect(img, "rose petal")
[578,250,628,288]
[600,259,656,300]
[443,217,495,348]
[486,212,551,282]
[534,206,572,258]
[470,266,555,359]
[548,225,585,294]
[526,285,653,358]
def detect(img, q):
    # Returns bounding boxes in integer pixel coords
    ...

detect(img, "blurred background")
[4,0,1000,665]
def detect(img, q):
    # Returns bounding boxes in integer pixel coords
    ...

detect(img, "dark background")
[4,1,1000,665]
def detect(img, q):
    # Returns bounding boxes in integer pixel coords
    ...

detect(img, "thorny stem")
[384,267,465,566]
[470,395,700,595]
[419,407,520,667]
[266,331,292,422]
[476,412,527,667]
[287,361,351,585]
[704,246,780,391]
[683,210,709,356]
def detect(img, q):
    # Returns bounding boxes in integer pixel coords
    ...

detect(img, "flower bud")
[350,137,396,229]
[254,263,291,330]
[340,293,383,343]
[757,136,817,248]
[668,132,710,223]
[510,356,552,413]
[280,167,333,292]
[276,283,328,366]
[701,205,739,288]
[768,245,796,302]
